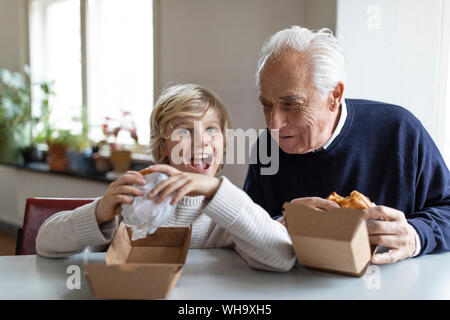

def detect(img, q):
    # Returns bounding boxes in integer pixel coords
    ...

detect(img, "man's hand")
[279,197,340,227]
[290,197,341,211]
[363,205,417,264]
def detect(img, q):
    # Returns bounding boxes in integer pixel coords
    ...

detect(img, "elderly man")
[244,26,450,265]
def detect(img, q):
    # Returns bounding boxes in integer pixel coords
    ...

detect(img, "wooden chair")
[16,198,95,255]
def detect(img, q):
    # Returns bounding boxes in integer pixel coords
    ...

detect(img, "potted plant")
[100,111,138,173]
[45,129,82,172]
[30,80,79,172]
[0,67,33,164]
[66,133,96,174]
[92,141,112,174]
[0,66,58,165]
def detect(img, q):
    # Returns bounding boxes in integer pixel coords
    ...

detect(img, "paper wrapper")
[121,172,176,240]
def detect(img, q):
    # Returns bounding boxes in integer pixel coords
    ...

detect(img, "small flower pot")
[110,150,131,172]
[47,142,69,171]
[67,150,96,174]
[21,145,40,164]
[93,153,112,173]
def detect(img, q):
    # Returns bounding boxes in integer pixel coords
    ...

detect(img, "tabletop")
[1,249,449,299]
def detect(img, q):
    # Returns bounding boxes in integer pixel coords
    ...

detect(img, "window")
[29,0,83,134]
[29,0,153,146]
[442,0,450,167]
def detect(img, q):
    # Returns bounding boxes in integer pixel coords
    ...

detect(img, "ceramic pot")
[67,150,96,174]
[93,153,112,173]
[110,150,131,172]
[47,142,69,171]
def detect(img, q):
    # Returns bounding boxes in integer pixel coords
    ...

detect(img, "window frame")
[27,0,156,151]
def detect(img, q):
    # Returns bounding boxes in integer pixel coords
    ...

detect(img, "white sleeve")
[35,197,119,258]
[202,176,296,272]
[411,227,422,257]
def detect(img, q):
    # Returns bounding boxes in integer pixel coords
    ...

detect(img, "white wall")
[336,0,449,165]
[0,165,108,226]
[155,0,336,187]
[304,0,337,31]
[0,0,28,72]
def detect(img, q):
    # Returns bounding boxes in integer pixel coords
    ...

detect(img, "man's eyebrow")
[279,95,306,101]
[259,95,269,103]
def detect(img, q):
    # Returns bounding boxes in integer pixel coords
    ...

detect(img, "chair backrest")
[17,197,95,255]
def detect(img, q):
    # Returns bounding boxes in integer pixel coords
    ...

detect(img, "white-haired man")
[244,26,450,264]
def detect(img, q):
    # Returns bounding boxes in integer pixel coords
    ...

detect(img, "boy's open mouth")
[189,154,213,173]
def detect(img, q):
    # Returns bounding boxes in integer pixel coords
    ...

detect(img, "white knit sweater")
[36,176,296,272]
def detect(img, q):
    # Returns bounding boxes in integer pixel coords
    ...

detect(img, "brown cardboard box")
[283,203,371,277]
[84,222,192,299]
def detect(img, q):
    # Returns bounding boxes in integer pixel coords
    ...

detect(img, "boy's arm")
[35,197,119,258]
[203,177,296,272]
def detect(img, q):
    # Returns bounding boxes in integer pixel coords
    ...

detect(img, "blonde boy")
[36,84,296,272]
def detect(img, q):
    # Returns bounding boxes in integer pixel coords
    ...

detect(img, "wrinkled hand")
[145,164,221,205]
[290,197,341,211]
[280,197,340,227]
[96,171,146,225]
[277,215,286,227]
[364,205,416,264]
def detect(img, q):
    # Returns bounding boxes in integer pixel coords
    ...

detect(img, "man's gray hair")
[256,26,345,99]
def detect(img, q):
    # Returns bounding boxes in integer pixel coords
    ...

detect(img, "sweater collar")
[313,99,348,152]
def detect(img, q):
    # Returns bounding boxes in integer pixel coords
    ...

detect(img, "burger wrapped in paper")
[121,168,176,240]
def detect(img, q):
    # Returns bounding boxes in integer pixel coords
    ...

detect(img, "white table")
[1,249,449,299]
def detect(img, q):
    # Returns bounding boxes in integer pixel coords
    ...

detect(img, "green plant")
[0,66,55,148]
[0,66,93,165]
[46,129,74,145]
[0,68,30,123]
[0,67,36,163]
[70,111,91,151]
[57,130,91,150]
[32,80,57,144]
[33,83,90,151]
[0,67,33,148]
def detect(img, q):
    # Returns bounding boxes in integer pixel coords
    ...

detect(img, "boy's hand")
[95,171,146,224]
[145,164,222,205]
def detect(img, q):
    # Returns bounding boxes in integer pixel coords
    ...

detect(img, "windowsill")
[0,159,154,183]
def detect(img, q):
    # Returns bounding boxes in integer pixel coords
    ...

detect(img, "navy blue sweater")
[243,99,450,257]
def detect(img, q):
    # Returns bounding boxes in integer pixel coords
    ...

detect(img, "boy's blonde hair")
[149,84,232,165]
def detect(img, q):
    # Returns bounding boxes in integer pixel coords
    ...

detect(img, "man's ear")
[329,82,344,112]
